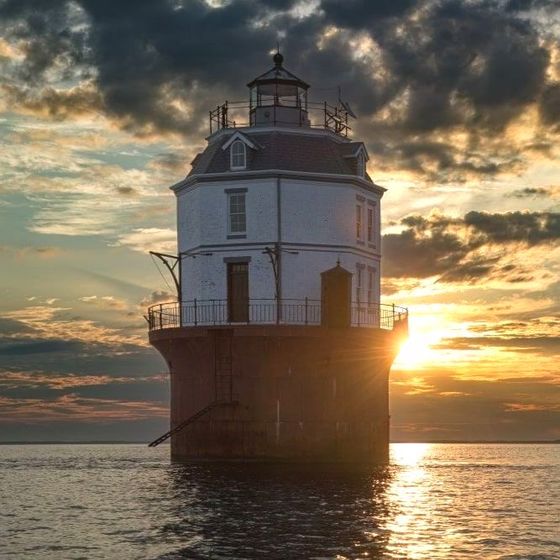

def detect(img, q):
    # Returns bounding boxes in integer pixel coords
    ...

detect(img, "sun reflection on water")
[382,443,453,559]
[2,444,558,559]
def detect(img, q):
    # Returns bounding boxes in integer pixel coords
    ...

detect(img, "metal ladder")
[148,401,224,447]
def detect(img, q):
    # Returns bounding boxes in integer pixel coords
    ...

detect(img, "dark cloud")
[464,210,560,245]
[0,0,558,180]
[469,318,560,335]
[391,372,560,441]
[115,186,137,196]
[2,82,103,119]
[0,318,34,335]
[374,0,549,128]
[0,339,88,355]
[505,0,560,12]
[383,210,560,281]
[0,0,88,83]
[149,152,187,173]
[322,0,418,27]
[435,335,560,354]
[509,187,551,198]
[539,82,560,125]
[383,220,468,280]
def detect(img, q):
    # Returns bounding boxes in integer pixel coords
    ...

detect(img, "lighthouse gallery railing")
[147,299,408,331]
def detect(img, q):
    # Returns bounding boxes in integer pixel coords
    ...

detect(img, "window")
[228,192,246,234]
[230,140,246,169]
[356,204,363,240]
[367,268,374,304]
[357,152,365,177]
[367,206,374,243]
[356,265,363,303]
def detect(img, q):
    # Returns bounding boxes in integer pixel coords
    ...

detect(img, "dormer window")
[357,151,365,177]
[222,132,258,170]
[230,140,246,170]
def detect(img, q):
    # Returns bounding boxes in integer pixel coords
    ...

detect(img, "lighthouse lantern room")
[147,53,408,463]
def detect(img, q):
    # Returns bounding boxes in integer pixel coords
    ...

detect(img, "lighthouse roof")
[247,52,309,90]
[188,130,372,181]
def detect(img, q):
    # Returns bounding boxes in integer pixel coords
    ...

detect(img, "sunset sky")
[1,0,559,442]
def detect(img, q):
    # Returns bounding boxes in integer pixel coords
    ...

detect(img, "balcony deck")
[147,299,408,332]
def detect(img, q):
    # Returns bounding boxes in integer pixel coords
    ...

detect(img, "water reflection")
[383,444,446,559]
[3,444,557,559]
[158,463,394,559]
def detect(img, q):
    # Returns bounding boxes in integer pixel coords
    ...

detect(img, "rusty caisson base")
[150,325,402,464]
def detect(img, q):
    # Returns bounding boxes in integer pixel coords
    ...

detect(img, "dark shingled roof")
[188,131,372,182]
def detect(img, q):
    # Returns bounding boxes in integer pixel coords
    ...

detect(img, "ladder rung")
[148,401,238,447]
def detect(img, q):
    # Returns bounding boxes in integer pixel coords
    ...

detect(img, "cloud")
[435,335,560,356]
[382,210,560,281]
[112,227,176,254]
[0,339,91,355]
[139,290,176,307]
[539,82,560,126]
[0,245,63,258]
[2,81,103,120]
[509,187,560,199]
[115,186,137,196]
[468,317,560,337]
[504,402,560,412]
[0,370,164,390]
[0,0,558,183]
[78,295,128,310]
[0,393,167,423]
[0,317,34,335]
[1,305,147,348]
[464,211,560,244]
[390,371,560,441]
[2,0,560,442]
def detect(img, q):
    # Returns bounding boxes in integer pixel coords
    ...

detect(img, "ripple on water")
[0,443,558,559]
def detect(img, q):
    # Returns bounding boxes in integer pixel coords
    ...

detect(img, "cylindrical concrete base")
[150,325,401,464]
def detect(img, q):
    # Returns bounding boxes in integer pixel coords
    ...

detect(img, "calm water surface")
[0,443,558,559]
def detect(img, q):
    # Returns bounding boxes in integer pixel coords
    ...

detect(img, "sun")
[393,320,445,370]
[394,335,434,369]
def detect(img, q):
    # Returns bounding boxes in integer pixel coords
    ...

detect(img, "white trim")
[342,143,369,162]
[227,191,247,235]
[180,241,382,260]
[171,169,386,195]
[357,151,366,177]
[229,140,247,170]
[366,204,374,244]
[356,201,364,242]
[221,130,259,151]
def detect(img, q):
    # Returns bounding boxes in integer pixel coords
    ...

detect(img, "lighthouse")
[147,52,408,463]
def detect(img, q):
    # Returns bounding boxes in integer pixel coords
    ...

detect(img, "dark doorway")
[321,263,352,328]
[227,262,249,322]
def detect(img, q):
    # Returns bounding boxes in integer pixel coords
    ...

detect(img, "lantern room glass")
[249,82,308,111]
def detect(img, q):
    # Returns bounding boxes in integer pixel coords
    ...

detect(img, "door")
[227,262,249,322]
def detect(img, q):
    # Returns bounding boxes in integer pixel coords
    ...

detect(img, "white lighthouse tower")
[147,52,407,463]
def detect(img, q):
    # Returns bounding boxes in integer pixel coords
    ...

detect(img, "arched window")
[356,152,365,177]
[230,140,246,169]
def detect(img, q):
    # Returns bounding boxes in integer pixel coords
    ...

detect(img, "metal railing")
[209,100,351,137]
[147,299,408,332]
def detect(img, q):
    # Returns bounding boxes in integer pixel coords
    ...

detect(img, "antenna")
[337,86,357,119]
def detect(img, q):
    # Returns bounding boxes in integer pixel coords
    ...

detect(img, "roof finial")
[273,43,283,67]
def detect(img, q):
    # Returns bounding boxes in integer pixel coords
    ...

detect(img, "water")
[0,444,558,560]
